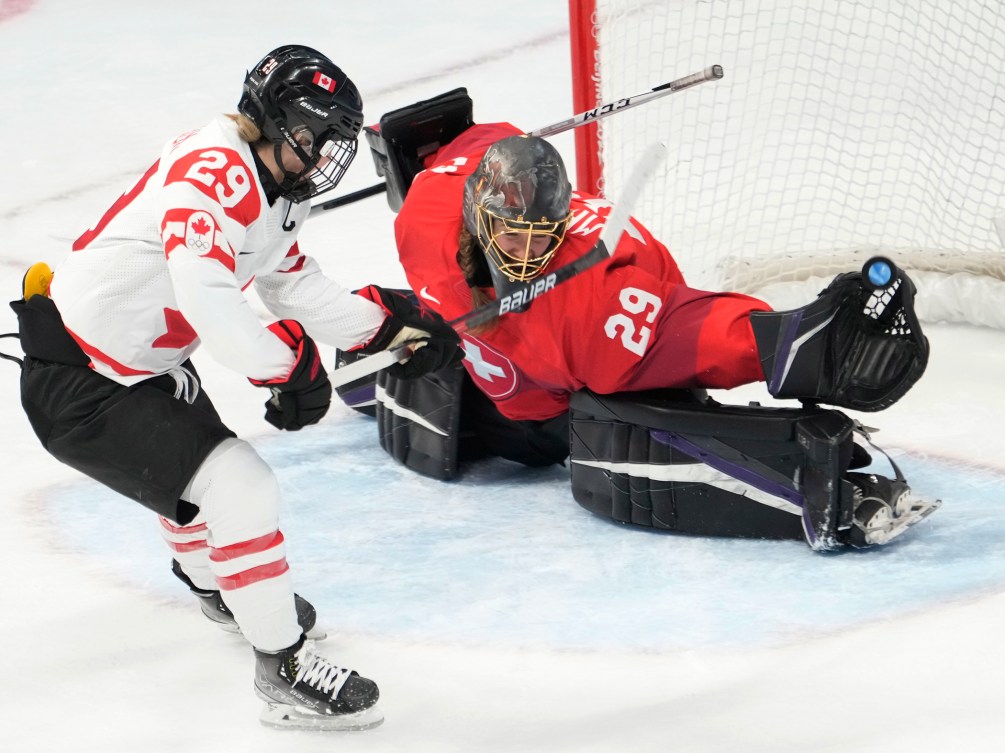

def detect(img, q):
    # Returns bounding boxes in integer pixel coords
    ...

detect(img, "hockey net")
[570,1,1005,328]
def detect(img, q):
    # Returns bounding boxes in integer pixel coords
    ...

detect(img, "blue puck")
[867,259,892,287]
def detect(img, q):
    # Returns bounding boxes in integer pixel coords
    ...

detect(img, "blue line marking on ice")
[45,414,1005,651]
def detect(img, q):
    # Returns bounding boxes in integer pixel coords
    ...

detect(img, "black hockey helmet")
[462,135,573,283]
[238,45,364,202]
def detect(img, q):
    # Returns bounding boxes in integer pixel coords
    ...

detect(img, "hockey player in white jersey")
[9,45,462,731]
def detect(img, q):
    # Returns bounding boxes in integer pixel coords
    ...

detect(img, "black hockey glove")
[249,320,332,431]
[356,285,464,379]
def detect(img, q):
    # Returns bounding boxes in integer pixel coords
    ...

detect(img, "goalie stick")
[328,141,669,390]
[309,65,722,216]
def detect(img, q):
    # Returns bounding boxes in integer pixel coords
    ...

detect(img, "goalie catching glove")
[355,285,464,378]
[749,258,929,412]
[249,320,332,431]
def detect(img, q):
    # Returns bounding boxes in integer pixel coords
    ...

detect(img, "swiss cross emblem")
[460,336,518,399]
[312,71,336,92]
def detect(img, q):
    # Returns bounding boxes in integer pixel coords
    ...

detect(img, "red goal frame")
[568,0,603,196]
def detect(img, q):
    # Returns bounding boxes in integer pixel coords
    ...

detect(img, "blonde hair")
[457,227,497,334]
[225,113,262,143]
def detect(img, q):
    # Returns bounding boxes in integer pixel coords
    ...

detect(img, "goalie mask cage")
[569,0,1005,328]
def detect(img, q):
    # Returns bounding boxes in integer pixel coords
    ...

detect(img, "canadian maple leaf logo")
[191,217,211,236]
[312,71,336,93]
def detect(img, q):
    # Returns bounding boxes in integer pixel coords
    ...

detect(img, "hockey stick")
[329,141,668,390]
[309,65,722,217]
[531,64,723,138]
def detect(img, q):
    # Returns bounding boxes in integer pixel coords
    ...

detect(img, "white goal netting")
[573,1,1005,327]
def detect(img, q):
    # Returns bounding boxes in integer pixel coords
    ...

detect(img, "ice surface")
[2,2,1005,752]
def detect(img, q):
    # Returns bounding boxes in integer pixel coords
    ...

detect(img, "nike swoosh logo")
[419,286,441,304]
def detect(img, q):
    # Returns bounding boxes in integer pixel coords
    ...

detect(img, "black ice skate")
[171,560,326,639]
[844,472,941,548]
[254,635,383,731]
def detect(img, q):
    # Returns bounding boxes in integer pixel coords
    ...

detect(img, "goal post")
[568,0,603,197]
[569,0,1005,328]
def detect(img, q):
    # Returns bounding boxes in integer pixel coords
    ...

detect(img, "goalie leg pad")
[376,360,465,480]
[569,389,865,550]
[569,390,831,542]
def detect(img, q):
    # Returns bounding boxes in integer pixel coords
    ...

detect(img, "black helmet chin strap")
[271,140,315,203]
[249,143,283,205]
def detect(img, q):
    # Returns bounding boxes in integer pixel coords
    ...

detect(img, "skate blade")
[259,700,383,731]
[864,497,941,546]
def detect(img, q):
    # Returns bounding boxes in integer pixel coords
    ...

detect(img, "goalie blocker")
[364,88,474,212]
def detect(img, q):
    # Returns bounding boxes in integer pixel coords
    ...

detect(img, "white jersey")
[51,115,386,385]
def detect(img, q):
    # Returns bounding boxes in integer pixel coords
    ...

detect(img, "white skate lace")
[293,641,352,699]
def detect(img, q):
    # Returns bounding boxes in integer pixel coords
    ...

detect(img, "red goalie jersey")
[395,122,771,421]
